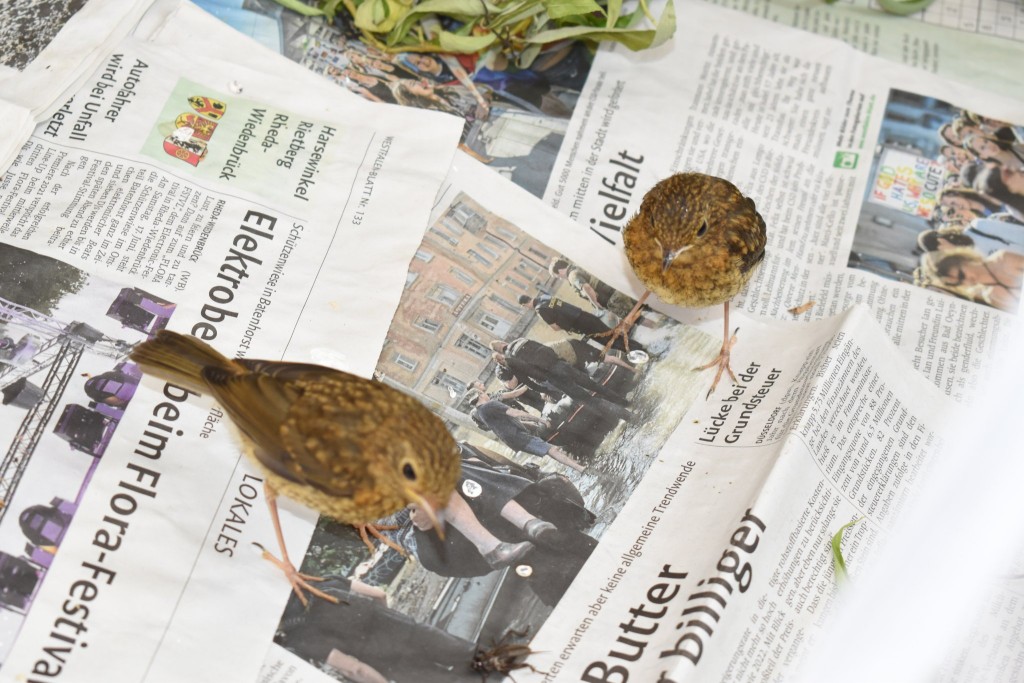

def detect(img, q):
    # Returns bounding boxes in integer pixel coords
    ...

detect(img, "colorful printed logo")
[833,151,859,170]
[187,96,227,120]
[162,96,228,167]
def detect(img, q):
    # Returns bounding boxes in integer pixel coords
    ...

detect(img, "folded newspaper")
[250,157,966,683]
[0,0,1022,682]
[0,0,462,680]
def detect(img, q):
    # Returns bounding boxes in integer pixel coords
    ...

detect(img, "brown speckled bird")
[607,173,767,397]
[130,330,460,605]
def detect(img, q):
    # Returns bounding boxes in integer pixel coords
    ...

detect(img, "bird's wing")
[238,360,373,498]
[732,197,767,273]
[201,367,311,483]
[235,359,337,380]
[740,236,766,273]
[201,364,355,497]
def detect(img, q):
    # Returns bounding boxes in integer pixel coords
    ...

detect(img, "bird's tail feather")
[130,330,240,393]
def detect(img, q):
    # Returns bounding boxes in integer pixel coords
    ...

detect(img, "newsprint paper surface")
[545,0,1024,407]
[703,0,1024,92]
[252,155,1009,683]
[0,0,1021,682]
[0,0,462,681]
[0,0,160,169]
[196,0,1024,210]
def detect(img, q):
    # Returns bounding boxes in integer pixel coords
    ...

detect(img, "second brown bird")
[607,173,767,397]
[131,330,461,604]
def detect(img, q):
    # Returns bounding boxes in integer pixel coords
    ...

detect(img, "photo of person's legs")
[411,493,534,569]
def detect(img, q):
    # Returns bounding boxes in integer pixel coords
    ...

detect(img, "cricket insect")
[471,628,541,681]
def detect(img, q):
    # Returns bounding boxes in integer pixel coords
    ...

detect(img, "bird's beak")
[406,487,447,540]
[661,250,674,272]
[662,245,691,272]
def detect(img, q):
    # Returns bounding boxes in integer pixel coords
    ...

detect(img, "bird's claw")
[254,542,340,606]
[694,327,740,399]
[594,291,650,355]
[356,523,408,557]
[596,326,631,355]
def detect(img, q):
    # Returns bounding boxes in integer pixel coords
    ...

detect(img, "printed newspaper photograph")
[850,88,1024,313]
[0,242,174,659]
[271,190,720,681]
[0,0,1023,680]
[191,0,595,197]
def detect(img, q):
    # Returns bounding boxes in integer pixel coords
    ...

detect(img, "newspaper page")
[539,3,1024,674]
[0,0,161,169]
[0,0,463,681]
[193,0,597,198]
[703,0,1024,91]
[193,0,1024,210]
[848,0,1024,40]
[458,157,1016,682]
[792,313,1024,683]
[252,154,964,683]
[543,0,1023,407]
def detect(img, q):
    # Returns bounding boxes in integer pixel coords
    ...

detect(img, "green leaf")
[269,0,327,16]
[275,0,675,59]
[425,0,495,15]
[874,0,937,14]
[438,30,498,52]
[613,5,642,27]
[399,0,493,20]
[542,0,604,21]
[831,517,863,584]
[489,0,546,29]
[605,0,623,28]
[516,42,542,68]
[528,0,674,49]
[388,0,494,43]
[322,0,347,17]
[354,0,410,31]
[635,0,656,23]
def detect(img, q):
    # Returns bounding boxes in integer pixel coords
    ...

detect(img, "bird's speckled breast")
[623,174,766,308]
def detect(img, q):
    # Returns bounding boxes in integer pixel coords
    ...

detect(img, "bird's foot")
[593,319,634,355]
[694,327,740,399]
[594,293,649,354]
[254,542,339,607]
[355,523,407,557]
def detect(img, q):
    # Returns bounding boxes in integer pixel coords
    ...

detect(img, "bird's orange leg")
[694,301,739,399]
[596,290,651,354]
[259,482,339,606]
[354,523,407,557]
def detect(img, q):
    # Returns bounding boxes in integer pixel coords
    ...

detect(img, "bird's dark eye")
[697,221,708,237]
[402,463,417,481]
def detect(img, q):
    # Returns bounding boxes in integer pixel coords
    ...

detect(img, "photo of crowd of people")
[849,89,1024,313]
[193,0,591,197]
[272,193,721,681]
[302,30,590,196]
